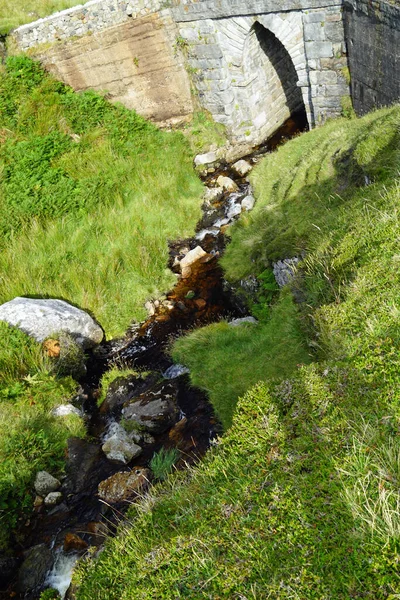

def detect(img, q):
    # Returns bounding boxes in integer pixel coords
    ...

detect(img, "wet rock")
[122,381,179,434]
[0,555,21,587]
[98,468,150,504]
[65,438,102,495]
[64,533,88,553]
[273,257,301,288]
[163,364,190,379]
[194,151,217,168]
[228,316,258,327]
[33,495,44,508]
[100,373,158,417]
[203,186,224,204]
[44,491,63,507]
[102,422,142,464]
[52,404,83,418]
[241,195,255,211]
[216,175,238,193]
[232,159,252,177]
[145,300,156,316]
[180,246,207,270]
[17,544,53,593]
[0,297,103,349]
[34,471,61,497]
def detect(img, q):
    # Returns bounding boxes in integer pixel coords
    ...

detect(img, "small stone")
[34,471,61,497]
[163,364,190,379]
[144,301,156,316]
[33,495,43,508]
[64,533,88,553]
[52,404,83,418]
[228,316,258,327]
[231,159,252,177]
[98,468,150,504]
[180,246,207,270]
[194,151,217,167]
[216,176,238,193]
[44,491,63,506]
[241,195,255,211]
[194,298,207,310]
[203,187,224,204]
[102,423,142,465]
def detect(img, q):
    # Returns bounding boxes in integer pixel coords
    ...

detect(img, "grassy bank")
[0,56,203,336]
[0,323,83,550]
[75,106,400,597]
[0,0,84,34]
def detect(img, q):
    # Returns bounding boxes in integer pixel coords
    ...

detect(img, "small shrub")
[150,447,179,481]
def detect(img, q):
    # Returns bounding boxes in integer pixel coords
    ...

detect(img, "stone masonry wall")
[343,0,400,114]
[12,0,163,51]
[177,4,349,149]
[10,0,350,152]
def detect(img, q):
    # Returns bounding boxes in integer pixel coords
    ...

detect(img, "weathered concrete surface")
[344,0,400,115]
[30,12,193,127]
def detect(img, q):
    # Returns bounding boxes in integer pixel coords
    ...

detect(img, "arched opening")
[243,21,308,140]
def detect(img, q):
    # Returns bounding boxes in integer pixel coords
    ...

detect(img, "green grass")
[74,106,400,598]
[172,290,310,429]
[150,447,180,481]
[0,322,83,551]
[0,57,203,336]
[0,0,84,35]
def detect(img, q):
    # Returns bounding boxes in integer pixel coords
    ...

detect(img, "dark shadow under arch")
[253,21,308,125]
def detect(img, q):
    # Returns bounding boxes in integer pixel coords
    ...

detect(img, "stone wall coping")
[172,0,343,22]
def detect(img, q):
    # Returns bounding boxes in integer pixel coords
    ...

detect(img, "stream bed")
[1,113,307,600]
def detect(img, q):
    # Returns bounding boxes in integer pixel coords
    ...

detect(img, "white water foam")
[45,550,79,599]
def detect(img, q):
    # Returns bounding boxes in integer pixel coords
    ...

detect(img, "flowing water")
[1,112,307,600]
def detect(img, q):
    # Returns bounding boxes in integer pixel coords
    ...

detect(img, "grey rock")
[273,257,301,288]
[203,186,224,204]
[52,404,83,418]
[44,491,63,506]
[231,159,252,177]
[163,364,190,379]
[34,471,61,497]
[0,297,103,349]
[228,316,258,327]
[194,151,217,167]
[216,175,238,193]
[122,381,179,434]
[17,544,53,593]
[241,195,255,211]
[102,422,142,464]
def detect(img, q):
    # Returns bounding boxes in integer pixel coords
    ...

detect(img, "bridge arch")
[241,20,308,139]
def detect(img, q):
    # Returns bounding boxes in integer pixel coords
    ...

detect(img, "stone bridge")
[11,0,350,150]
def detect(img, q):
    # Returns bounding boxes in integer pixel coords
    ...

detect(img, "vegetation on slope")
[0,55,204,552]
[0,0,84,35]
[0,322,83,551]
[76,106,400,597]
[0,56,203,336]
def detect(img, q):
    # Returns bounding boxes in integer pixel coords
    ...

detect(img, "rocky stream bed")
[0,114,306,600]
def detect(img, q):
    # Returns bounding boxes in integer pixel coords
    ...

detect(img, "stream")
[1,112,307,600]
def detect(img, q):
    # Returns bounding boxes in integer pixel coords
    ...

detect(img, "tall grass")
[0,322,83,550]
[0,57,203,335]
[0,0,84,34]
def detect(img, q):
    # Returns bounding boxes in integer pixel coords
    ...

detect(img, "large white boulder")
[0,297,103,349]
